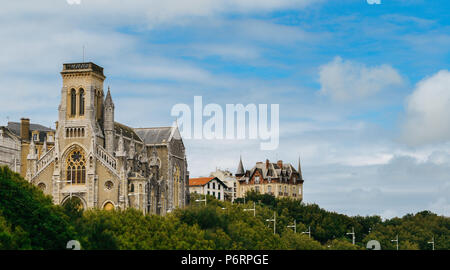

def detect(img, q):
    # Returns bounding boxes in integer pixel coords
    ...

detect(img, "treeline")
[0,166,448,250]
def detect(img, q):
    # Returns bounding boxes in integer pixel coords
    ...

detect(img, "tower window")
[70,89,77,116]
[79,89,85,115]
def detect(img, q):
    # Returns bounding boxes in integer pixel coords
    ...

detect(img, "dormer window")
[255,176,260,184]
[33,134,38,141]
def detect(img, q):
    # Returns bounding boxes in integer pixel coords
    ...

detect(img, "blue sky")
[0,0,449,218]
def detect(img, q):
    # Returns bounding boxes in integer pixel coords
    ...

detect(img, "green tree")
[0,166,76,249]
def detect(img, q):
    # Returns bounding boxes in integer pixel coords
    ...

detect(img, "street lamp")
[346,227,355,245]
[301,226,311,238]
[427,236,435,251]
[391,234,399,250]
[243,202,256,217]
[266,212,276,235]
[287,220,297,233]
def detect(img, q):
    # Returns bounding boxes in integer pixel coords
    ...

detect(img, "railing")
[95,145,117,172]
[36,147,55,174]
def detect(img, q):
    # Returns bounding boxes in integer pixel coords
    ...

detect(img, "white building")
[189,177,228,201]
[210,168,236,201]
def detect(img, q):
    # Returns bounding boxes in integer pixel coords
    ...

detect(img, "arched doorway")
[103,202,115,211]
[62,196,85,210]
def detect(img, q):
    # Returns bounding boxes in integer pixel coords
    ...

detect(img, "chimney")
[277,160,283,168]
[266,159,270,169]
[20,118,30,141]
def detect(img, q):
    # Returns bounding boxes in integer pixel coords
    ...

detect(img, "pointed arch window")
[70,89,77,116]
[79,89,85,115]
[66,149,86,184]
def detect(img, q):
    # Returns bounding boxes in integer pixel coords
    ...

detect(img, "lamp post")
[287,220,297,233]
[391,234,399,250]
[266,212,276,235]
[427,236,435,251]
[346,227,355,245]
[301,226,311,238]
[243,202,256,217]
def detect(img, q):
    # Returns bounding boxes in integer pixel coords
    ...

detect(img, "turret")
[298,156,303,181]
[104,87,115,154]
[236,155,245,177]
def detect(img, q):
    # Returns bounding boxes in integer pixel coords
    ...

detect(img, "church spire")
[236,155,245,176]
[104,86,115,154]
[104,86,114,108]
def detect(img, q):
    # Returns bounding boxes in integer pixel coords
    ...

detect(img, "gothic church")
[0,62,189,215]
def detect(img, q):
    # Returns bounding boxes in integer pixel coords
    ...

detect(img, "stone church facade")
[0,62,189,215]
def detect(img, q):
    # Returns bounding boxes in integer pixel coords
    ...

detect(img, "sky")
[0,0,449,219]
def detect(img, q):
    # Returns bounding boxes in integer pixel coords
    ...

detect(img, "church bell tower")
[59,62,106,125]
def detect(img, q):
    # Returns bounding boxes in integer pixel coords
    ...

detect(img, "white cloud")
[0,0,321,29]
[402,70,450,146]
[318,56,404,102]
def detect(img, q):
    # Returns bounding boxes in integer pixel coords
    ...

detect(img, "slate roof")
[239,159,302,182]
[6,122,54,142]
[236,156,245,175]
[134,127,173,145]
[114,122,142,142]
